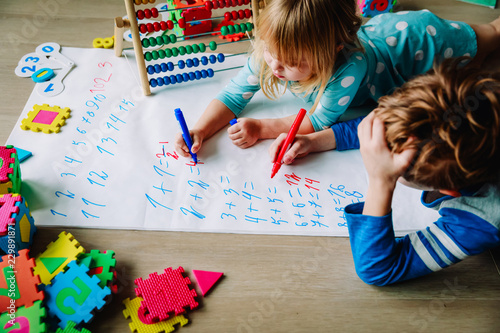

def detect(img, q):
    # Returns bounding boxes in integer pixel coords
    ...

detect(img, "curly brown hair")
[374,57,500,190]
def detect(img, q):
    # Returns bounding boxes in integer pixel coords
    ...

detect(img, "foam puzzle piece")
[20,104,71,134]
[0,300,47,333]
[14,147,33,163]
[0,249,44,313]
[134,266,198,323]
[78,250,116,289]
[192,270,223,296]
[358,0,397,17]
[0,146,21,195]
[0,194,22,235]
[34,231,85,285]
[0,195,36,255]
[123,296,189,333]
[44,260,111,328]
[54,320,92,333]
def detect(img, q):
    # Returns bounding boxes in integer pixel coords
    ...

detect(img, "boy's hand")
[358,112,417,216]
[269,133,314,164]
[358,112,416,188]
[174,129,203,158]
[227,118,262,148]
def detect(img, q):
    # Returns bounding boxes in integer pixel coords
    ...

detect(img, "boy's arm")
[345,197,500,286]
[346,114,500,286]
[357,113,416,216]
[331,116,364,151]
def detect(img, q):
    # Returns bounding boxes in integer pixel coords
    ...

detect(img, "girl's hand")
[358,112,416,189]
[269,129,337,164]
[227,118,262,148]
[268,133,314,164]
[174,129,204,158]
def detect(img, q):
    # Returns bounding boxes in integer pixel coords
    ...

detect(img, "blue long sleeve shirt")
[331,116,500,286]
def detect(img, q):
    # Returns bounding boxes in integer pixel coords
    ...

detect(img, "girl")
[176,0,499,159]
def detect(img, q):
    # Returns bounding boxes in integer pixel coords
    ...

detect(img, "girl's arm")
[267,116,365,164]
[228,114,315,149]
[193,99,235,141]
[260,114,315,138]
[175,99,234,157]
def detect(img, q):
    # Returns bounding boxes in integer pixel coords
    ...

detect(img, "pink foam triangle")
[192,270,223,296]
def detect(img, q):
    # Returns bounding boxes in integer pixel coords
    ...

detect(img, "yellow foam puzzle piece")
[123,297,189,333]
[34,231,85,285]
[20,104,71,134]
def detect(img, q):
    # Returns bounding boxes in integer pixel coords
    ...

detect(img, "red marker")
[271,108,307,178]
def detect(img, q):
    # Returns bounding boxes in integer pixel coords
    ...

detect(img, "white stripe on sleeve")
[409,233,443,272]
[429,224,468,260]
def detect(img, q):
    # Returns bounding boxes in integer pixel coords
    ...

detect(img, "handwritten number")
[89,171,108,181]
[51,210,67,217]
[55,190,76,199]
[98,61,112,68]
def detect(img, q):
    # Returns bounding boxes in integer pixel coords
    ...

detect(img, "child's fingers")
[191,133,203,153]
[283,141,302,164]
[268,133,287,162]
[227,122,240,134]
[174,132,191,157]
[371,116,389,149]
[358,112,374,143]
[227,130,242,141]
[395,143,418,173]
[230,136,247,147]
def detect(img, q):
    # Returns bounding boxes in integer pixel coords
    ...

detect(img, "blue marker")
[174,108,198,164]
[229,118,238,126]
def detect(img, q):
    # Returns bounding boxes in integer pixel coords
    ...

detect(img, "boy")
[270,57,500,285]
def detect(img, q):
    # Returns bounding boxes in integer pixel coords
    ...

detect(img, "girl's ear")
[336,44,344,53]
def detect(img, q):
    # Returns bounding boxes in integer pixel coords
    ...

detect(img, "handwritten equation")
[145,141,364,231]
[8,47,402,236]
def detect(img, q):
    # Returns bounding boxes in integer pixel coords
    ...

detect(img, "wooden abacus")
[115,0,261,95]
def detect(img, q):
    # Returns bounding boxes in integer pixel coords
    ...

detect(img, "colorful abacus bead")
[150,68,216,88]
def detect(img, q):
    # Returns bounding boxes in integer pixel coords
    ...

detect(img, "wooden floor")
[1,1,500,332]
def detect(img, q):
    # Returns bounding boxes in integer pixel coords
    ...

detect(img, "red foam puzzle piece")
[134,266,198,323]
[0,194,22,235]
[192,270,223,296]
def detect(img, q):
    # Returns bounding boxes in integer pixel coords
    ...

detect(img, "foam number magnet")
[14,42,75,97]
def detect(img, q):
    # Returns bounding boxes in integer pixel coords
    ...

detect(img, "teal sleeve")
[215,58,261,117]
[308,54,368,131]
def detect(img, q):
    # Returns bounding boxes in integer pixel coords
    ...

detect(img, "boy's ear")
[438,189,462,197]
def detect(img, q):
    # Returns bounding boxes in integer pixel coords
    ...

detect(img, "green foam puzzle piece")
[40,257,67,274]
[0,300,47,333]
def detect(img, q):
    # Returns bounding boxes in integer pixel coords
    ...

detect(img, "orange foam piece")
[0,249,44,313]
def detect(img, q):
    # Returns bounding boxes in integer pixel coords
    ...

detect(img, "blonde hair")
[375,57,500,190]
[252,0,362,112]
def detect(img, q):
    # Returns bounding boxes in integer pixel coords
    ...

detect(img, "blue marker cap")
[229,118,238,126]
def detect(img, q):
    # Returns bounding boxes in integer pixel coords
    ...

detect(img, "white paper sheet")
[6,47,439,236]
